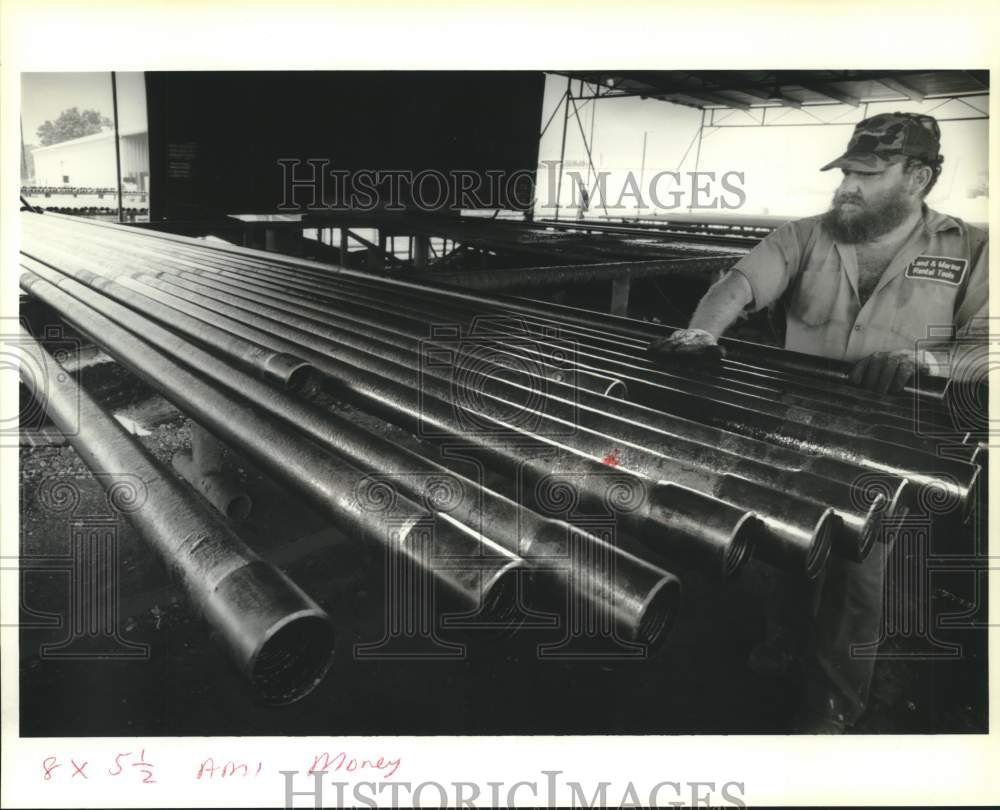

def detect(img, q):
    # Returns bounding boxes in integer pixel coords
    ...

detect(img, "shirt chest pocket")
[888,277,959,341]
[785,258,841,327]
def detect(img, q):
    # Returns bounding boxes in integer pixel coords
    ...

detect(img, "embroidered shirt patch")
[904,255,968,286]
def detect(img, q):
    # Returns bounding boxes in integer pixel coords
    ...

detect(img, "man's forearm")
[687,270,755,337]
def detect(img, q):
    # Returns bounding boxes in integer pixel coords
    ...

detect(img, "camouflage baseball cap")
[820,112,941,172]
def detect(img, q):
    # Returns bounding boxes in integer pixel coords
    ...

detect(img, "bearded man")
[649,112,988,732]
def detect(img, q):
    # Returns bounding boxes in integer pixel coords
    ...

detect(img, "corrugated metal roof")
[32,128,147,153]
[559,70,989,111]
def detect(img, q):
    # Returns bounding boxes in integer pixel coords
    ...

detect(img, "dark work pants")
[762,532,899,725]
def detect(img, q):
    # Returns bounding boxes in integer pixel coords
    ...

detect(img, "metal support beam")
[878,76,925,102]
[679,91,752,111]
[610,277,631,316]
[553,77,572,221]
[799,82,860,107]
[429,255,738,291]
[343,228,405,270]
[413,235,429,269]
[110,71,124,224]
[339,228,349,264]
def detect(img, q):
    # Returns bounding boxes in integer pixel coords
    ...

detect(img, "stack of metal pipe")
[19,212,983,695]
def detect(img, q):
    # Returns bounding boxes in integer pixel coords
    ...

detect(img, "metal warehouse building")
[31,127,149,190]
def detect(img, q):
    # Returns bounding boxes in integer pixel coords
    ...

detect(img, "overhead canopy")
[559,70,989,111]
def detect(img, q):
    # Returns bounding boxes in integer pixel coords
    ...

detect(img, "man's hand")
[849,350,927,394]
[647,328,724,364]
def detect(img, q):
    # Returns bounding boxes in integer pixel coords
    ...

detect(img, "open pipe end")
[250,610,336,705]
[411,518,528,621]
[633,573,681,649]
[647,484,759,578]
[206,560,335,705]
[226,492,253,523]
[724,512,761,576]
[849,490,889,562]
[805,510,836,578]
[265,352,317,392]
[286,364,320,395]
[961,462,982,525]
[476,558,526,625]
[715,476,835,579]
[527,522,680,651]
[172,451,253,524]
[603,379,628,399]
[882,478,909,521]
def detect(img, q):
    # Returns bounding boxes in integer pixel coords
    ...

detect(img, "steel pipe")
[426,255,741,290]
[171,422,252,523]
[136,268,864,565]
[22,246,314,394]
[96,213,941,402]
[20,266,681,646]
[234,266,967,461]
[19,211,962,564]
[210,265,975,516]
[123,264,889,560]
[18,326,334,704]
[20,269,526,618]
[99,239,975,474]
[95,267,831,576]
[22,254,761,578]
[24,222,629,400]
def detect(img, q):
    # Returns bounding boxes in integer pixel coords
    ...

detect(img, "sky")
[536,74,989,223]
[21,72,147,144]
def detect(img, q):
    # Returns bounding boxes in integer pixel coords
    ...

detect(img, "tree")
[36,107,112,146]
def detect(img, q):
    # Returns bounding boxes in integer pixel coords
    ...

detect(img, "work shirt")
[732,206,988,362]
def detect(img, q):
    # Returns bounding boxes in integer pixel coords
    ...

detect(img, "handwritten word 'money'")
[308,752,401,780]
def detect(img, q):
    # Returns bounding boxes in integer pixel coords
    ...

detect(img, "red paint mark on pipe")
[601,448,622,467]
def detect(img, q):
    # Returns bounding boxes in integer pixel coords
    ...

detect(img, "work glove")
[849,350,927,395]
[647,328,724,365]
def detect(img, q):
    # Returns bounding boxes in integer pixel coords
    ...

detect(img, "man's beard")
[821,186,915,244]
